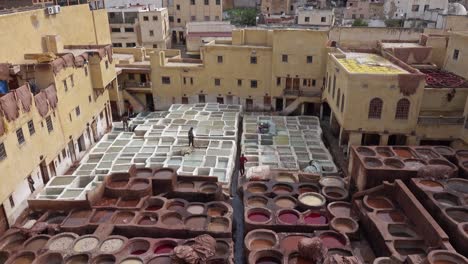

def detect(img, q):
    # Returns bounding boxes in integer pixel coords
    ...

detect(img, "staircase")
[123,90,145,112]
[282,97,306,116]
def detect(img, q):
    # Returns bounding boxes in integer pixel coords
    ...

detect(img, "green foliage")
[226,8,257,26]
[385,19,403,27]
[352,18,368,27]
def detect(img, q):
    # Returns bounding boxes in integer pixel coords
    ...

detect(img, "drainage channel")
[232,115,245,263]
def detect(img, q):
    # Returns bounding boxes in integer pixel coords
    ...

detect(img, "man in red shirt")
[239,154,248,176]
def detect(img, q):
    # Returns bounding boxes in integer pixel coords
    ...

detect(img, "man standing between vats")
[188,127,195,148]
[240,153,248,176]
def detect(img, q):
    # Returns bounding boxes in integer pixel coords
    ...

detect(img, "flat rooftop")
[336,52,408,74]
[420,68,468,88]
[380,42,423,49]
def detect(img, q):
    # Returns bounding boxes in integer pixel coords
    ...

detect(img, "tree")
[226,8,257,26]
[385,19,403,27]
[352,18,368,27]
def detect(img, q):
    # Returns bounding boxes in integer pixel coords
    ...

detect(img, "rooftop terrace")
[336,52,408,75]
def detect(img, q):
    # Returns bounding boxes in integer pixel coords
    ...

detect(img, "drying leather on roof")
[0,92,19,121]
[15,84,32,112]
[34,91,49,117]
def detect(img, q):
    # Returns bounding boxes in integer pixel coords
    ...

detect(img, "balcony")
[418,116,465,125]
[121,81,152,90]
[283,89,321,97]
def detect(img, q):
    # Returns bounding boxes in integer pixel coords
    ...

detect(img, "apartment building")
[323,32,468,149]
[297,7,334,27]
[162,0,223,44]
[107,4,171,49]
[150,28,327,113]
[186,21,234,54]
[344,0,385,20]
[0,4,116,230]
[384,0,449,20]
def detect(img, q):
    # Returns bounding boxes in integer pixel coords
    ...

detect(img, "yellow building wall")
[420,88,468,116]
[164,0,223,29]
[443,33,468,79]
[0,5,110,63]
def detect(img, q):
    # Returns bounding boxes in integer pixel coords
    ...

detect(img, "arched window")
[337,89,341,108]
[395,99,410,120]
[341,94,344,112]
[368,98,383,119]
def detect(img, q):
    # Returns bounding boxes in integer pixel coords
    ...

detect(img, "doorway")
[68,140,77,163]
[145,94,154,111]
[39,160,50,184]
[275,98,283,111]
[362,133,381,146]
[217,97,224,104]
[48,161,56,178]
[388,134,407,146]
[140,74,147,83]
[226,95,233,104]
[246,99,253,111]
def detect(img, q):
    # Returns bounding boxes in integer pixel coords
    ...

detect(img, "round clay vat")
[363,196,394,211]
[298,192,326,210]
[356,147,376,157]
[62,209,92,227]
[330,217,359,236]
[288,252,311,263]
[433,192,460,207]
[45,212,67,224]
[200,182,219,193]
[417,179,444,192]
[456,150,468,159]
[147,256,172,264]
[113,211,135,225]
[376,210,406,223]
[404,159,427,170]
[0,251,9,263]
[276,173,297,183]
[363,157,383,168]
[128,178,150,191]
[376,147,394,158]
[91,254,116,264]
[249,249,283,264]
[0,231,28,251]
[207,203,229,217]
[144,197,165,211]
[246,208,272,224]
[326,248,353,256]
[208,217,230,232]
[298,184,320,194]
[32,252,63,264]
[153,168,175,179]
[277,209,300,225]
[120,257,144,264]
[319,176,346,188]
[5,251,35,264]
[187,203,205,215]
[246,182,268,194]
[185,215,207,229]
[161,212,183,226]
[215,241,230,257]
[298,173,321,183]
[90,210,114,224]
[318,231,348,249]
[135,168,153,178]
[373,257,393,264]
[428,159,457,170]
[117,198,141,208]
[23,235,50,252]
[274,195,297,209]
[64,253,90,264]
[107,174,129,189]
[99,236,126,254]
[322,186,348,202]
[94,197,118,208]
[433,146,455,156]
[206,258,227,264]
[245,230,278,252]
[166,200,186,211]
[177,181,194,191]
[153,240,177,255]
[73,235,99,252]
[445,207,468,223]
[136,213,158,225]
[303,211,328,225]
[388,224,418,238]
[272,184,293,195]
[126,239,150,256]
[459,223,468,237]
[327,202,354,219]
[280,235,308,253]
[427,250,468,264]
[446,178,468,195]
[246,196,269,208]
[47,233,78,251]
[384,158,405,169]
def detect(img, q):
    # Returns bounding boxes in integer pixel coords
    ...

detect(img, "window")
[368,98,383,119]
[176,4,180,10]
[111,28,121,33]
[153,44,158,48]
[332,75,336,98]
[70,75,74,87]
[250,56,257,64]
[216,0,220,4]
[312,79,316,86]
[352,14,356,19]
[153,16,158,21]
[169,16,174,22]
[177,18,181,23]
[191,16,196,21]
[28,120,35,136]
[424,4,429,11]
[411,5,419,12]
[453,49,460,60]
[328,76,331,92]
[143,16,149,21]
[126,43,136,47]
[303,79,307,86]
[28,175,35,193]
[128,73,135,80]
[46,116,53,132]
[190,0,195,5]
[251,80,258,88]
[88,95,92,103]
[183,77,187,85]
[105,60,109,68]
[204,16,209,21]
[214,78,221,86]
[238,79,242,86]
[16,128,25,145]
[359,14,364,19]
[305,17,310,22]
[277,77,281,86]
[321,17,326,22]
[190,78,193,85]
[199,94,206,103]
[8,195,14,208]
[215,16,220,21]
[395,99,410,120]
[84,66,88,76]
[69,113,72,122]
[0,142,5,160]
[341,94,344,112]
[75,106,81,116]
[282,54,288,62]
[63,79,68,92]
[124,27,134,32]
[162,76,171,84]
[336,89,341,108]
[62,149,67,158]
[217,56,223,63]
[204,0,209,5]
[290,5,293,11]
[182,97,188,104]
[307,56,313,63]
[149,30,154,36]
